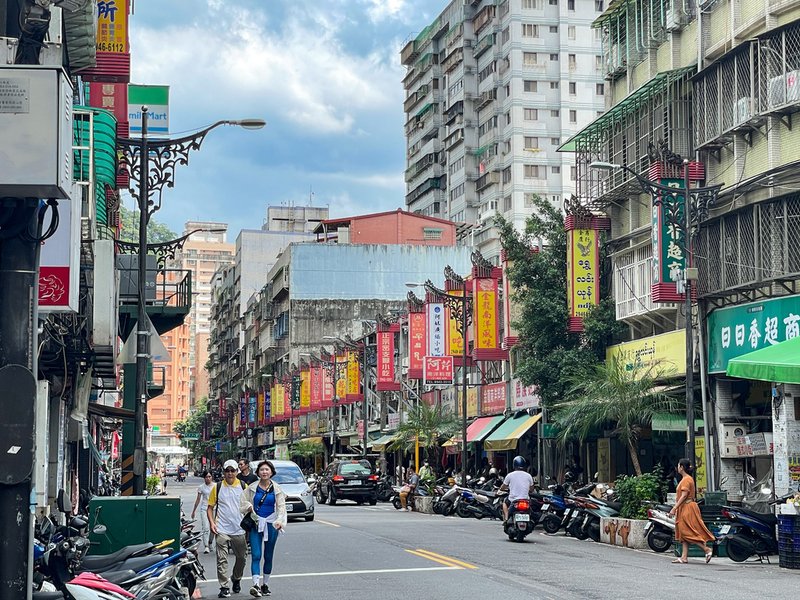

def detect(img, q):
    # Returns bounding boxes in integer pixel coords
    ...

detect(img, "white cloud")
[131,4,403,135]
[364,0,409,23]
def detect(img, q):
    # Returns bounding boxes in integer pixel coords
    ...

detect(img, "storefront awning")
[652,413,705,432]
[483,413,542,451]
[369,433,398,451]
[726,335,800,384]
[443,415,506,447]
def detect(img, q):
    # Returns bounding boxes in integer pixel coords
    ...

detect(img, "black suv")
[315,460,378,506]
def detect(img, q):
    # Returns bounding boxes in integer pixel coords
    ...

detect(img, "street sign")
[182,433,199,440]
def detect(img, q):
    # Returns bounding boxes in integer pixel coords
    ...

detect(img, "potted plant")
[598,468,665,550]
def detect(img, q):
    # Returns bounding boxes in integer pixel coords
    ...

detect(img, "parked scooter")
[721,493,793,562]
[643,503,675,552]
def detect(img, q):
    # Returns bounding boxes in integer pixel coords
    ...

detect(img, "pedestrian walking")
[240,460,287,597]
[208,459,248,598]
[190,471,215,553]
[238,458,258,485]
[669,458,714,564]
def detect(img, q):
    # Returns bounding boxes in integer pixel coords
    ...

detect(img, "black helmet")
[513,456,528,470]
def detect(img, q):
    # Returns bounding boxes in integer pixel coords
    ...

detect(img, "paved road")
[169,477,797,599]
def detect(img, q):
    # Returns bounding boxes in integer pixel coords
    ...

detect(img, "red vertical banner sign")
[310,365,323,411]
[322,366,334,408]
[376,331,401,391]
[283,381,291,418]
[407,312,426,379]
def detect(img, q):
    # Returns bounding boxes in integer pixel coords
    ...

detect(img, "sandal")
[672,558,688,564]
[705,550,712,564]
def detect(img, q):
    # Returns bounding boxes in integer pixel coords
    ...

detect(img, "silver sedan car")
[250,459,315,521]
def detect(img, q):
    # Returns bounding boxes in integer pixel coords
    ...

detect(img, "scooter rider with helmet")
[499,456,535,522]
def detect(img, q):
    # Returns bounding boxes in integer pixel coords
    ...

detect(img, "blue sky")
[127,0,436,239]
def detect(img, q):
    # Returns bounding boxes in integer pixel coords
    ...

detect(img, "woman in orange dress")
[669,458,714,563]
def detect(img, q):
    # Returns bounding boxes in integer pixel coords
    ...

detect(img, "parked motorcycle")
[721,493,793,562]
[455,487,503,520]
[643,503,675,552]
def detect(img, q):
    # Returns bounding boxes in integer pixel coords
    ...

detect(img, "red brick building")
[314,209,457,246]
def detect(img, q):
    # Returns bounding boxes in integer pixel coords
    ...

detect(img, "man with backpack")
[207,459,248,598]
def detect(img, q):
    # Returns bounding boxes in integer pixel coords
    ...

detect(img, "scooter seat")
[606,501,623,512]
[98,569,138,585]
[33,592,65,600]
[80,542,154,571]
[113,553,167,573]
[737,506,778,525]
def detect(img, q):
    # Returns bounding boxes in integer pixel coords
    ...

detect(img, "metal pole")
[361,347,368,458]
[684,158,696,462]
[332,354,337,460]
[461,280,469,484]
[697,301,715,489]
[134,107,150,496]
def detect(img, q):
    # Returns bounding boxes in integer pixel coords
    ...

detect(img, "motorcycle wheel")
[587,522,601,543]
[315,488,326,504]
[392,497,402,510]
[456,503,473,519]
[514,531,527,543]
[568,520,589,540]
[328,492,337,506]
[647,529,672,553]
[725,537,752,563]
[543,516,561,535]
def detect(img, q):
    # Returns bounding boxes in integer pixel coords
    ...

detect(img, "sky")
[126,0,436,240]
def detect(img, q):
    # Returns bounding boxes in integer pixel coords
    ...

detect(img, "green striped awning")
[726,335,800,384]
[484,414,542,451]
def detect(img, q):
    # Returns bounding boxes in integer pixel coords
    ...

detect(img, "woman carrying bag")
[240,460,287,597]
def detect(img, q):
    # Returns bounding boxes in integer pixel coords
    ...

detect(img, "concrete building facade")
[314,208,458,245]
[402,0,607,261]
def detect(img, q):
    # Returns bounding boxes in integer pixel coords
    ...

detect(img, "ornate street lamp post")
[119,109,264,494]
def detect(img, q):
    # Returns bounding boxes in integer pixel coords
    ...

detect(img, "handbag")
[241,483,271,531]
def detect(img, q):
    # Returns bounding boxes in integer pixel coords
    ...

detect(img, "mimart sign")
[707,296,800,373]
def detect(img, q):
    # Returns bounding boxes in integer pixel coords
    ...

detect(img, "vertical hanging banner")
[408,311,426,379]
[565,213,610,331]
[257,390,265,426]
[273,383,284,417]
[322,366,334,407]
[481,382,507,415]
[300,369,311,412]
[39,199,79,312]
[346,351,363,402]
[238,398,246,433]
[310,365,323,410]
[335,353,347,399]
[502,249,525,349]
[472,277,504,360]
[264,390,271,424]
[426,302,446,357]
[376,331,401,391]
[83,0,131,83]
[249,394,257,426]
[285,380,293,416]
[447,290,465,359]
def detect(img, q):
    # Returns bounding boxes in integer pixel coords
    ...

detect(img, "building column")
[773,384,800,496]
[713,378,745,500]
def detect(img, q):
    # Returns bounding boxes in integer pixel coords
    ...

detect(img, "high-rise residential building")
[401,0,607,261]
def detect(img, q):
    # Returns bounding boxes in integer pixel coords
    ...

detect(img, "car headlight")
[300,487,311,496]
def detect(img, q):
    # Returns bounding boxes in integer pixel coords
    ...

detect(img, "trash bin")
[778,515,800,570]
[88,496,181,555]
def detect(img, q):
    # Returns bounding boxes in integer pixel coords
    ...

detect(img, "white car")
[249,459,315,521]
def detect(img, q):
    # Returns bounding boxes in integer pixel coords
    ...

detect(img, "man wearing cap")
[208,459,248,598]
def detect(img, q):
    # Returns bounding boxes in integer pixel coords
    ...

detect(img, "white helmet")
[489,467,498,475]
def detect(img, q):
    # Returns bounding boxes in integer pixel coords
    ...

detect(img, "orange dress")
[674,475,714,544]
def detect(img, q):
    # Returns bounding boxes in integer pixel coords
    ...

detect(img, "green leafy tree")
[290,439,324,460]
[496,196,622,408]
[553,360,683,475]
[119,204,178,244]
[388,402,460,470]
[174,397,209,455]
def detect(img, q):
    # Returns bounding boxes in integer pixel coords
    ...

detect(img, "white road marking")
[199,566,461,585]
[315,519,341,527]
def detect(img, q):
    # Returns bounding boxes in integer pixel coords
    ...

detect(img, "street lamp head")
[229,118,267,130]
[589,161,621,171]
[322,336,339,341]
[405,282,425,288]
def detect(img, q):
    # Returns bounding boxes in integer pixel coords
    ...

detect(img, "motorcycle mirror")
[761,486,772,495]
[593,472,599,481]
[56,489,72,515]
[93,524,107,536]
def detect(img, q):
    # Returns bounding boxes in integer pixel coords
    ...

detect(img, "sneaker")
[232,580,242,594]
[203,548,210,554]
[249,585,262,597]
[218,588,231,598]
[261,585,271,596]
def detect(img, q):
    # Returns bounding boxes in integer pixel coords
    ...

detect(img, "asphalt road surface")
[170,477,797,599]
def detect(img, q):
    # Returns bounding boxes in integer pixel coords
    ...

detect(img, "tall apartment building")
[562,2,800,497]
[402,0,607,260]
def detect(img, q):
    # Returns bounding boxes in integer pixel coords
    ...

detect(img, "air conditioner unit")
[722,423,748,457]
[665,8,685,32]
[734,97,753,124]
[768,71,800,108]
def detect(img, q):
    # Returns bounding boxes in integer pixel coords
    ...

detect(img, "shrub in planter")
[613,467,666,520]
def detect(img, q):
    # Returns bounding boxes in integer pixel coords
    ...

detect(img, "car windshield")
[340,462,372,476]
[272,466,305,485]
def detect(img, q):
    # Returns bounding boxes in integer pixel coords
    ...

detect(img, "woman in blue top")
[240,460,287,597]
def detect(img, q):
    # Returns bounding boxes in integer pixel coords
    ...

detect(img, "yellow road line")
[413,548,478,570]
[316,519,341,528]
[405,549,463,568]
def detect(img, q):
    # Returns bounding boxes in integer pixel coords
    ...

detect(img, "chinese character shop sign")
[96,0,128,53]
[408,312,426,379]
[652,178,687,302]
[707,296,800,373]
[423,356,454,385]
[481,382,507,415]
[427,303,446,357]
[566,227,599,332]
[473,277,505,360]
[376,331,400,391]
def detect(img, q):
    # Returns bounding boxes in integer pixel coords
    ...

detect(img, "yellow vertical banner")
[695,438,708,495]
[336,354,347,399]
[270,384,277,417]
[467,387,479,417]
[447,290,464,356]
[274,383,284,416]
[257,391,265,426]
[96,0,128,53]
[567,227,599,332]
[346,351,360,399]
[300,370,311,410]
[472,277,500,358]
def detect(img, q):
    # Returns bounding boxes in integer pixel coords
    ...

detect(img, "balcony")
[473,33,494,59]
[401,39,419,66]
[475,171,499,191]
[442,47,464,74]
[118,265,192,340]
[404,85,429,112]
[613,244,677,325]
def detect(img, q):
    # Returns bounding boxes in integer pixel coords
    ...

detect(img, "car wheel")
[328,492,337,506]
[305,515,315,522]
[368,498,377,506]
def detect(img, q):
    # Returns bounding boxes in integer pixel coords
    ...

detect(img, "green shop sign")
[707,296,800,373]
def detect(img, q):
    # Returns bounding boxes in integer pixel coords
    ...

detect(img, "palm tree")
[388,402,461,468]
[553,358,684,475]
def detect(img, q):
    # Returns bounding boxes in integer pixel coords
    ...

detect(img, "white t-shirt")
[208,480,245,536]
[197,482,213,511]
[503,470,533,502]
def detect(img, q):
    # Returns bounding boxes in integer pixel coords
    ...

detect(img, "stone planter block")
[599,517,649,550]
[414,496,434,514]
